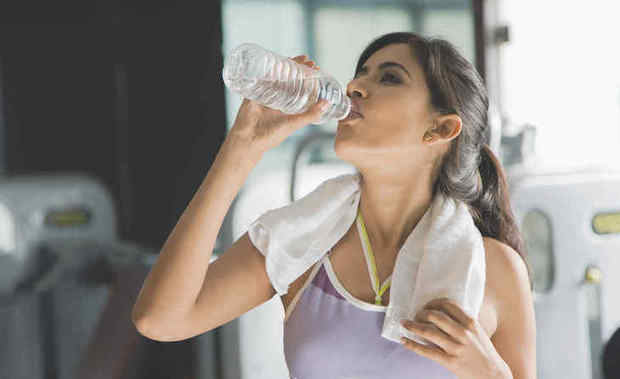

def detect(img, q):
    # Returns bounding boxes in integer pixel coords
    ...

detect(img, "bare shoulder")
[482,237,538,378]
[482,236,534,331]
[482,237,531,296]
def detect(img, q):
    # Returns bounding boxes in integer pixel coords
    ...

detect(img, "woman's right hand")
[228,55,330,153]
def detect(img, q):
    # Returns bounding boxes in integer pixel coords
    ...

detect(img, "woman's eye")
[351,72,400,83]
[381,73,400,83]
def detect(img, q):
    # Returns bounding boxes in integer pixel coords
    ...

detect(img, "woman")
[132,32,537,379]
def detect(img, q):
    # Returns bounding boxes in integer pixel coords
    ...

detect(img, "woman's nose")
[346,82,366,98]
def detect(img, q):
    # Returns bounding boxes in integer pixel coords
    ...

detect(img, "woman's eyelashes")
[352,71,400,84]
[381,72,400,84]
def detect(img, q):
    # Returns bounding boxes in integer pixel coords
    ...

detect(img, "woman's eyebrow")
[357,61,411,78]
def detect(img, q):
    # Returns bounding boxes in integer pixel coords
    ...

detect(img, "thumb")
[287,100,330,128]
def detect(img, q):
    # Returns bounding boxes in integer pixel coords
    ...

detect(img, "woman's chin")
[338,116,363,126]
[337,118,361,133]
[335,124,353,141]
[334,130,358,156]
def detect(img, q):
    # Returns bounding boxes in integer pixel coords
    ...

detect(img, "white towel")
[247,172,485,345]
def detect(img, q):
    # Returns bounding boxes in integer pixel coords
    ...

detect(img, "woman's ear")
[433,114,462,142]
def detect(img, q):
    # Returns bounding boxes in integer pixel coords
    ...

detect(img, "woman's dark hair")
[355,32,533,291]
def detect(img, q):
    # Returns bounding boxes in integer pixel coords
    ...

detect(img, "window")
[498,1,620,168]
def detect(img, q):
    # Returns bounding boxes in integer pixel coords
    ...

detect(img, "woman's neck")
[357,171,435,251]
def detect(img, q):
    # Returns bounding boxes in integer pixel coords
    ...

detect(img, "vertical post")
[0,57,7,176]
[113,62,132,239]
[473,0,486,82]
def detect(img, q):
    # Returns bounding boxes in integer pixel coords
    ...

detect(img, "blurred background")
[0,0,619,378]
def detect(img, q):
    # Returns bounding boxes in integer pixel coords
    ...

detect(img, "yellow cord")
[357,209,391,306]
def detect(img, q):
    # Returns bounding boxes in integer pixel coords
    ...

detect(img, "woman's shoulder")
[482,236,524,294]
[482,237,528,287]
[481,236,532,333]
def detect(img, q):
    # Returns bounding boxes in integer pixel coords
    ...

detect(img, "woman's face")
[335,43,438,170]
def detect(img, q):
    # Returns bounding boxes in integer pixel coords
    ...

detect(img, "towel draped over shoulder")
[248,172,485,345]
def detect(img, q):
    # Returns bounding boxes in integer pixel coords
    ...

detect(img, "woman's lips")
[340,110,363,123]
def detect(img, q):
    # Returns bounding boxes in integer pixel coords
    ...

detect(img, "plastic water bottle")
[222,43,351,125]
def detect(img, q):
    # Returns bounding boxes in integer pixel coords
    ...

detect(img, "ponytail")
[470,144,534,291]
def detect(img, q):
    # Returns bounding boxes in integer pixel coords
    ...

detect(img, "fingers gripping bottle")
[222,43,351,125]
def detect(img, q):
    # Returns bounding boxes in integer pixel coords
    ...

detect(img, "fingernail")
[320,101,330,111]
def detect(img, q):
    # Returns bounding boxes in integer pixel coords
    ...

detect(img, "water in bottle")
[222,43,351,125]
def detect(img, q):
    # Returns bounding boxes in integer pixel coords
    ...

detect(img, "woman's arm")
[131,135,263,337]
[489,239,537,379]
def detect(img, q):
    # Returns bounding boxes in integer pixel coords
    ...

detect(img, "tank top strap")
[283,256,325,323]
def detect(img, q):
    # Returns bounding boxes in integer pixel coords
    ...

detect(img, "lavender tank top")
[283,250,457,379]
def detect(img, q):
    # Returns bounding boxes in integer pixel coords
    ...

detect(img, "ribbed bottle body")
[222,43,350,124]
